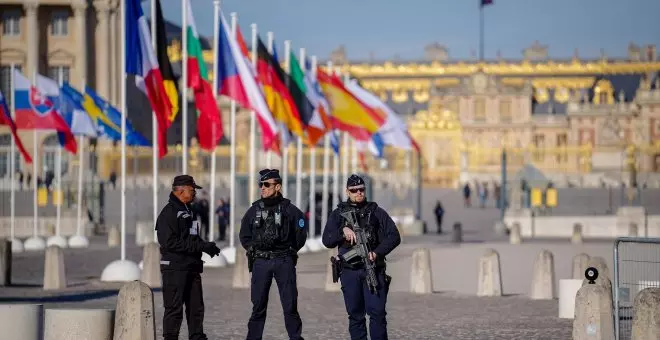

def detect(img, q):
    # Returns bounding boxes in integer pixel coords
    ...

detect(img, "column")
[24,1,39,78]
[109,1,118,105]
[94,0,110,99]
[73,2,87,85]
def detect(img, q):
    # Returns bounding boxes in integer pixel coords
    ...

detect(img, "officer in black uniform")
[239,169,308,340]
[322,174,401,340]
[156,175,221,340]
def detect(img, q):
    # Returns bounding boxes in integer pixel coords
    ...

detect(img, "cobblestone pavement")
[1,237,572,339]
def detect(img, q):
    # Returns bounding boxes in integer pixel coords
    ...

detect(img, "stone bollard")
[410,248,433,294]
[0,239,11,286]
[135,222,153,246]
[572,281,615,340]
[0,304,44,340]
[582,257,612,294]
[451,223,462,243]
[494,221,507,235]
[632,287,660,339]
[530,249,555,300]
[140,242,161,289]
[572,223,583,244]
[325,248,341,292]
[44,309,115,340]
[477,249,502,297]
[43,245,66,290]
[232,246,250,289]
[629,223,639,237]
[113,281,156,340]
[572,253,591,280]
[107,226,120,248]
[509,223,522,245]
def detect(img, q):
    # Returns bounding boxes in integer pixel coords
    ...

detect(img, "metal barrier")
[614,237,660,340]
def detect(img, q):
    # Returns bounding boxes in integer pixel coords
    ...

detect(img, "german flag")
[155,0,179,127]
[256,37,304,140]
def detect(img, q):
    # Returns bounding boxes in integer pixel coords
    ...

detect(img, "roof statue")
[330,45,347,65]
[522,41,548,61]
[424,43,449,62]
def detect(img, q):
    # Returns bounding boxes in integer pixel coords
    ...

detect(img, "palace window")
[556,133,568,163]
[47,66,70,85]
[474,98,486,121]
[50,10,69,36]
[593,79,614,105]
[499,99,512,122]
[0,65,22,107]
[533,134,545,162]
[1,10,20,36]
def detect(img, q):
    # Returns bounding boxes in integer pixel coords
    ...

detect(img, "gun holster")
[247,249,256,273]
[330,256,342,283]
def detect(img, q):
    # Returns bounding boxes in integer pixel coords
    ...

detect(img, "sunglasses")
[348,187,365,194]
[259,182,276,188]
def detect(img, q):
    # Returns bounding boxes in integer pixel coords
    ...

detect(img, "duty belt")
[254,249,294,259]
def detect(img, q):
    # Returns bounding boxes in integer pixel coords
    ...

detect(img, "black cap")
[346,174,365,188]
[259,168,282,182]
[172,175,202,189]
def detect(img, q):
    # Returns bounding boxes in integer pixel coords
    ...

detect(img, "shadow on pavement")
[0,289,120,303]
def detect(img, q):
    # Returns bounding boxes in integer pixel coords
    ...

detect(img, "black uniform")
[239,193,308,340]
[322,193,401,340]
[156,177,220,340]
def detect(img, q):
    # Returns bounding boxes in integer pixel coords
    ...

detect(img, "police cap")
[259,168,282,183]
[172,174,202,189]
[346,174,365,188]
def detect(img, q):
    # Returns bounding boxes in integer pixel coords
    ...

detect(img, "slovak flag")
[12,70,77,154]
[0,89,32,163]
[126,0,171,158]
[216,11,278,151]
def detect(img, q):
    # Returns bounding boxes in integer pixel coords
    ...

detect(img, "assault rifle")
[330,209,379,294]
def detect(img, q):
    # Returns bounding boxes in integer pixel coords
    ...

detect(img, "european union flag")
[481,0,493,6]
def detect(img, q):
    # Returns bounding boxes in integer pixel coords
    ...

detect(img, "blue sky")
[154,0,660,61]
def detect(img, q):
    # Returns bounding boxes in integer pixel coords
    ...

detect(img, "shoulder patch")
[177,211,191,219]
[298,218,305,229]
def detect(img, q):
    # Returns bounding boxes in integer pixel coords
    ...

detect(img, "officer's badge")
[298,218,305,229]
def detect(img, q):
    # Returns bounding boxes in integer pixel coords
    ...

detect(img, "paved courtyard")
[1,234,573,339]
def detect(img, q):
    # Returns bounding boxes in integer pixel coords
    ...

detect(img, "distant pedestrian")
[463,183,471,207]
[434,200,444,234]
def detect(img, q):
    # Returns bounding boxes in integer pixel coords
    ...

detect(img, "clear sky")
[155,0,660,61]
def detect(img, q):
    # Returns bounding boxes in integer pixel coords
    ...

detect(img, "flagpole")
[265,31,274,169]
[228,11,239,255]
[320,58,331,230]
[330,63,340,209]
[52,76,64,247]
[340,71,351,200]
[479,0,485,61]
[24,70,45,251]
[209,0,220,243]
[181,0,189,174]
[306,52,317,240]
[248,23,258,203]
[151,0,159,242]
[282,40,291,198]
[9,63,22,252]
[294,47,303,209]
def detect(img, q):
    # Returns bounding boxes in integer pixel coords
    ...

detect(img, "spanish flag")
[155,0,179,126]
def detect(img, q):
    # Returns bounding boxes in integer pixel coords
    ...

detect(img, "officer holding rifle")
[322,174,401,340]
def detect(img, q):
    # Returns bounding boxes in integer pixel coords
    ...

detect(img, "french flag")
[216,11,278,151]
[0,89,32,163]
[12,70,77,154]
[125,0,171,158]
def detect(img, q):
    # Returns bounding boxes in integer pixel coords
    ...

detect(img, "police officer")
[322,174,401,340]
[156,175,221,340]
[239,169,308,340]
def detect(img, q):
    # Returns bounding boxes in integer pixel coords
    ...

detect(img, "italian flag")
[185,0,223,150]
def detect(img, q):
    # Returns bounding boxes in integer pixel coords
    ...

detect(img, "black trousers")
[340,267,391,340]
[162,270,207,340]
[247,256,304,340]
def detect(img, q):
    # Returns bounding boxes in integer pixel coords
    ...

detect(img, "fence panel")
[614,237,660,340]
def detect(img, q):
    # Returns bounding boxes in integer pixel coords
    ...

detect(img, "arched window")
[42,134,69,176]
[593,79,614,105]
[0,134,20,178]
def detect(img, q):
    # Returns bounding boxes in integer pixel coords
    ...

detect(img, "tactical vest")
[252,201,287,250]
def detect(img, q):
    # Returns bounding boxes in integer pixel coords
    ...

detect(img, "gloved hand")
[203,242,221,257]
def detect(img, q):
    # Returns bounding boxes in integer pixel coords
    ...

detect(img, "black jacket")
[156,193,206,272]
[239,194,308,253]
[322,200,401,264]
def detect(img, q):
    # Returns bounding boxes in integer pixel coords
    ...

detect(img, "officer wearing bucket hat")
[156,175,221,340]
[240,168,308,340]
[322,174,401,340]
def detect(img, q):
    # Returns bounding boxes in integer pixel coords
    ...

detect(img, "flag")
[57,83,98,137]
[346,79,414,151]
[126,0,171,157]
[154,0,179,126]
[316,68,381,142]
[481,0,493,6]
[85,86,150,146]
[184,0,222,151]
[0,89,32,163]
[270,44,294,149]
[12,70,77,154]
[288,52,323,145]
[256,37,304,141]
[62,84,121,141]
[216,12,278,151]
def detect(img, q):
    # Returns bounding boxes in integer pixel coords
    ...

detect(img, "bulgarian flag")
[184,0,223,150]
